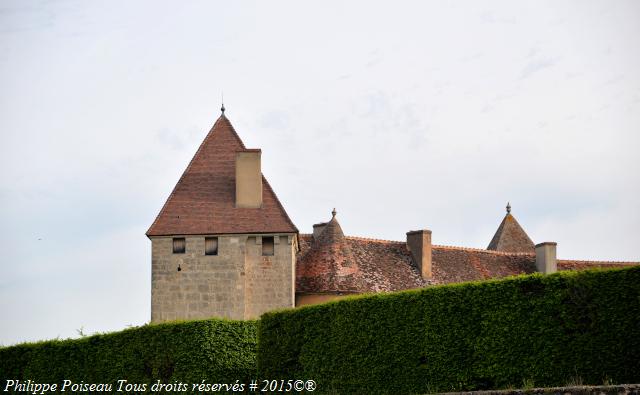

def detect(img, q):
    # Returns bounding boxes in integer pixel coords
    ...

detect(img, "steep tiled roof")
[147,115,297,236]
[557,259,638,271]
[296,232,540,293]
[298,231,639,294]
[432,246,535,284]
[296,216,427,293]
[296,216,368,293]
[487,210,535,253]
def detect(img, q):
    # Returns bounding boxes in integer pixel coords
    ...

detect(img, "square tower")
[146,111,298,322]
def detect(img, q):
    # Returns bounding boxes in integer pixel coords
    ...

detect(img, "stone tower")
[146,109,298,322]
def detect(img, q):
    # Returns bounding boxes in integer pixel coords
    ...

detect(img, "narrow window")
[173,237,186,254]
[205,237,218,256]
[262,236,274,256]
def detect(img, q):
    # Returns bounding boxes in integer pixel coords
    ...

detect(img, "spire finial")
[506,202,511,214]
[331,208,337,218]
[221,92,225,114]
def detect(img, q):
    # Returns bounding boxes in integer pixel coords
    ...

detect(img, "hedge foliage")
[258,266,640,394]
[0,318,257,394]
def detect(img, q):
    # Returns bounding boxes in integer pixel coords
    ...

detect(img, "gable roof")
[146,114,298,237]
[487,208,535,253]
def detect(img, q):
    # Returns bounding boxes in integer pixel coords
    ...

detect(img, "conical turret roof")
[487,203,534,253]
[296,210,368,293]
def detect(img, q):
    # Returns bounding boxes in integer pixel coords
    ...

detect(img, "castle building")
[146,108,298,322]
[147,109,638,322]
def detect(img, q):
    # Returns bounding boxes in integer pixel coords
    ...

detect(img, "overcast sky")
[1,0,639,346]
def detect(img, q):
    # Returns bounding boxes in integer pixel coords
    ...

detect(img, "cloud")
[519,58,558,80]
[479,10,516,25]
[259,110,290,130]
[0,3,55,34]
[155,128,185,150]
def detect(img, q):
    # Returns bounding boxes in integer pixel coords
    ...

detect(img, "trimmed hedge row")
[3,267,638,394]
[258,267,640,394]
[1,318,257,393]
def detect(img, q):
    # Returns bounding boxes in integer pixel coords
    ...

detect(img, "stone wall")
[243,235,296,318]
[151,234,295,322]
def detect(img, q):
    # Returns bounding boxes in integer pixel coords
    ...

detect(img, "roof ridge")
[433,244,535,256]
[308,234,537,254]
[146,115,228,236]
[558,259,639,265]
[307,235,637,262]
[222,114,247,149]
[345,235,405,244]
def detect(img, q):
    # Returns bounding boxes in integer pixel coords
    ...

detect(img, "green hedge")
[3,268,638,394]
[1,318,257,394]
[258,267,640,394]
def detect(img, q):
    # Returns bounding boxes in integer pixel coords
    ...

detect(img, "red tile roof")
[296,217,370,293]
[297,233,639,294]
[557,259,638,271]
[487,212,535,253]
[432,247,535,284]
[296,217,427,294]
[147,115,297,236]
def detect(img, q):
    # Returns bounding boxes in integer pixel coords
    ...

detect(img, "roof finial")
[331,208,337,218]
[506,202,511,214]
[221,92,225,114]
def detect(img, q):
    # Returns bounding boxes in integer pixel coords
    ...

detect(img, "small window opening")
[173,238,186,254]
[205,237,218,256]
[262,236,274,256]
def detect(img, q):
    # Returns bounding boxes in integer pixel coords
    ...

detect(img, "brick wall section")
[151,234,295,322]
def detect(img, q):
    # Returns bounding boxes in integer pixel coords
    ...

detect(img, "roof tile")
[487,212,535,253]
[296,221,427,293]
[147,115,297,236]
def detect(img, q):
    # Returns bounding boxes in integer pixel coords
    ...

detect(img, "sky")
[0,0,639,346]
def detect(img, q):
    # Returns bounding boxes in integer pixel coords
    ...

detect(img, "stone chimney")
[235,149,262,208]
[312,223,328,239]
[535,242,557,274]
[406,230,432,279]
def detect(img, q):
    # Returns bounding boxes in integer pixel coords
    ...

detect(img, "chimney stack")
[235,149,262,208]
[535,242,557,274]
[406,230,432,279]
[312,223,328,239]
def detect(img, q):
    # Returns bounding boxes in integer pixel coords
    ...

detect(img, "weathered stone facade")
[151,233,296,322]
